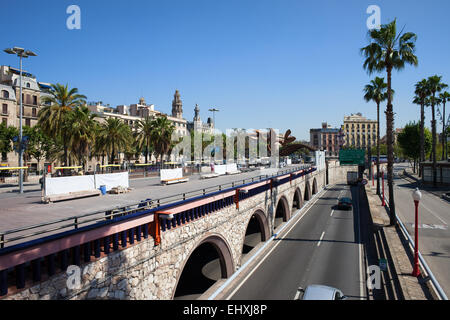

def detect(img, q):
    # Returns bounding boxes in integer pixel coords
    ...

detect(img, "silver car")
[297,285,347,300]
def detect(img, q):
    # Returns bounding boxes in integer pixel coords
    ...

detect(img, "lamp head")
[412,187,422,202]
[4,48,15,55]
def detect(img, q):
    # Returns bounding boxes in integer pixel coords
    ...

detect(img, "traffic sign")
[339,149,365,165]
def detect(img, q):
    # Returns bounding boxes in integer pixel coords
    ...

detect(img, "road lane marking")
[317,231,325,247]
[330,210,334,217]
[213,186,330,300]
[294,289,301,300]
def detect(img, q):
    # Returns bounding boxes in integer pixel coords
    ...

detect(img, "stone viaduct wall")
[3,163,355,300]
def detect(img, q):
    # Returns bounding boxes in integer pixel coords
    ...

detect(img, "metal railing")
[0,165,312,249]
[396,216,448,300]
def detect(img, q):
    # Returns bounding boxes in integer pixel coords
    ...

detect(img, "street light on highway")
[411,187,422,277]
[3,47,37,194]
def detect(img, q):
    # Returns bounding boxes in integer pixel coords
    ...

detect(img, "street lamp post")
[381,170,385,206]
[3,47,37,194]
[412,188,422,277]
[208,108,219,163]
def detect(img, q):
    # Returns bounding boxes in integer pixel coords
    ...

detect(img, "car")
[337,197,352,210]
[297,285,347,300]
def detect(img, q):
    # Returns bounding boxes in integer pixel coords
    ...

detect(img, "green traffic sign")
[339,149,365,165]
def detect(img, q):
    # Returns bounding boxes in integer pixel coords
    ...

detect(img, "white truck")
[347,171,358,185]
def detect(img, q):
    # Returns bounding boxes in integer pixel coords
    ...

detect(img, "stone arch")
[292,187,303,211]
[304,181,312,201]
[172,234,234,300]
[241,209,270,255]
[274,195,290,229]
[312,178,318,195]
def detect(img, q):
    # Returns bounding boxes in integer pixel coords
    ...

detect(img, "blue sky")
[2,0,450,140]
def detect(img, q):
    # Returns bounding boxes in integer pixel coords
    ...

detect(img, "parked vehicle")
[296,285,347,300]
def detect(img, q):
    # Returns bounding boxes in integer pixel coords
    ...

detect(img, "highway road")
[382,163,450,298]
[217,184,366,300]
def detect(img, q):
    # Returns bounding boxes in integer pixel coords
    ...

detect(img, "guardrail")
[0,165,312,249]
[396,216,448,300]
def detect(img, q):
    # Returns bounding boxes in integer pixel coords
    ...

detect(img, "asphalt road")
[382,163,450,298]
[220,184,366,300]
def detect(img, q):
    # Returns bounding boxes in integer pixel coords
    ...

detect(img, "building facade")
[343,113,378,149]
[186,104,214,135]
[309,122,344,157]
[0,65,51,167]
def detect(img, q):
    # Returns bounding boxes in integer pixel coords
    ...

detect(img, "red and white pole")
[412,188,422,277]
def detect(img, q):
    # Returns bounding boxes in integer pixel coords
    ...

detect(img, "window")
[33,96,37,105]
[26,82,30,88]
[25,118,31,127]
[1,90,9,99]
[2,104,7,114]
[2,118,7,125]
[32,108,37,117]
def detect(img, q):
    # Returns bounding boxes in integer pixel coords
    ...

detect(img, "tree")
[364,77,388,195]
[99,117,132,165]
[150,116,175,166]
[135,116,154,164]
[0,123,18,157]
[65,106,97,168]
[361,19,418,225]
[413,79,431,176]
[426,75,448,185]
[38,83,87,166]
[397,122,431,173]
[439,91,450,160]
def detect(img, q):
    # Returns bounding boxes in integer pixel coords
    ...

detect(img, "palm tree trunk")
[386,66,396,225]
[376,102,381,195]
[442,101,446,160]
[419,103,425,178]
[431,97,437,186]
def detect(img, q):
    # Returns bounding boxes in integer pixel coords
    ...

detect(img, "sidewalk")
[0,182,41,194]
[401,167,450,202]
[364,183,433,300]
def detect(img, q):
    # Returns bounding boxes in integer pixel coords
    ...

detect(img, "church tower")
[172,90,183,119]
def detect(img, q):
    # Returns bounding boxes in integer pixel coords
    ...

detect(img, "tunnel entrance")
[304,182,311,201]
[274,197,289,229]
[242,211,269,258]
[292,188,302,212]
[312,178,318,194]
[173,237,233,300]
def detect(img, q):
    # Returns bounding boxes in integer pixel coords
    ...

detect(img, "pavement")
[213,183,367,300]
[0,166,301,246]
[379,163,450,298]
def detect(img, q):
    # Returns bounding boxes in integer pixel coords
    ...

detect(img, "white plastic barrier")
[226,163,240,174]
[45,172,129,196]
[160,168,183,181]
[45,175,95,196]
[214,164,227,175]
[95,172,129,191]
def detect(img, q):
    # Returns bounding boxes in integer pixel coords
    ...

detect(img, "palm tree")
[38,83,87,166]
[426,75,448,185]
[361,19,418,225]
[413,79,430,177]
[363,77,388,195]
[66,106,97,169]
[439,91,450,160]
[135,116,154,164]
[100,117,132,165]
[150,116,175,166]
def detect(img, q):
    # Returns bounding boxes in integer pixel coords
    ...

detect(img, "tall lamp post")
[208,108,219,162]
[411,187,422,277]
[3,47,37,194]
